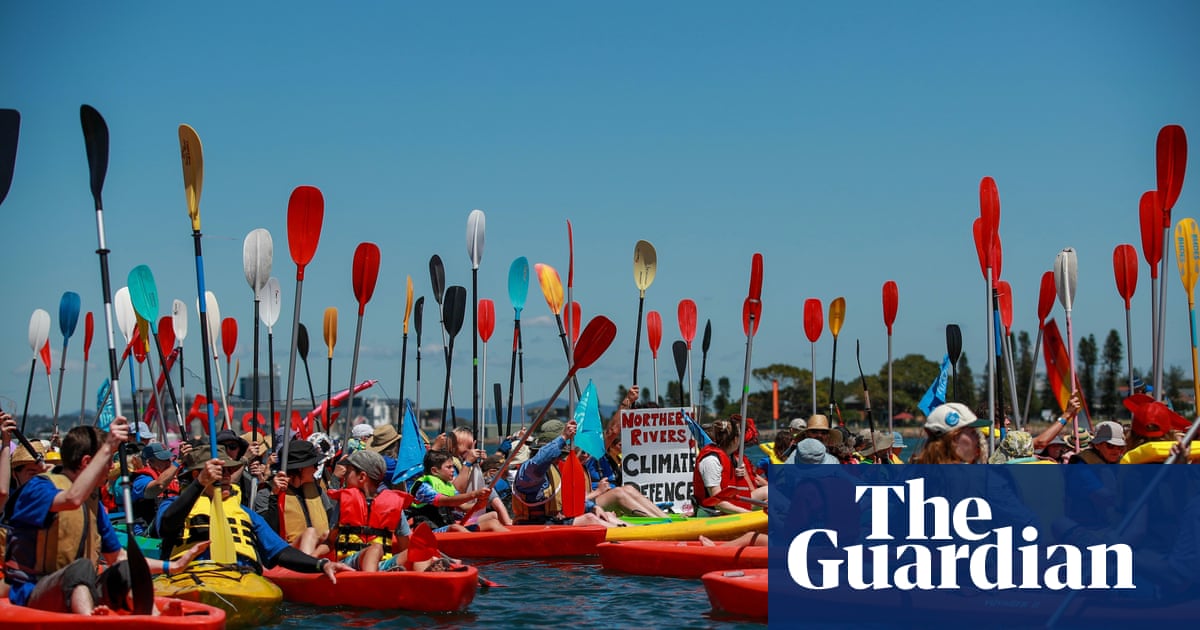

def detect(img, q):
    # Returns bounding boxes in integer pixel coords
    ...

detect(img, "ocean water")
[263,558,764,629]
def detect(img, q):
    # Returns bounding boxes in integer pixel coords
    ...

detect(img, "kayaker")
[854,431,896,464]
[128,442,180,537]
[267,439,334,558]
[909,403,990,464]
[512,419,624,527]
[1067,420,1127,465]
[577,449,668,518]
[1124,394,1190,451]
[366,423,402,485]
[214,429,254,505]
[156,441,353,582]
[411,449,508,532]
[1031,391,1083,453]
[889,432,906,463]
[693,417,768,515]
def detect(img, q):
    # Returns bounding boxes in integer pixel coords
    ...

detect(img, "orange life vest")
[692,445,755,510]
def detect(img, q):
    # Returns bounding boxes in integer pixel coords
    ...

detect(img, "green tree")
[955,352,978,411]
[1015,331,1033,417]
[1100,329,1123,418]
[1077,334,1098,406]
[714,376,733,416]
[884,354,940,414]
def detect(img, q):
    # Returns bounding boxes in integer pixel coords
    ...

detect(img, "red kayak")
[0,596,226,630]
[263,565,478,612]
[435,525,607,558]
[598,540,767,579]
[702,569,768,621]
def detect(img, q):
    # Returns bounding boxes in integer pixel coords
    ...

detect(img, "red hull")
[435,525,607,558]
[0,596,226,630]
[263,566,478,612]
[599,540,767,579]
[702,569,768,621]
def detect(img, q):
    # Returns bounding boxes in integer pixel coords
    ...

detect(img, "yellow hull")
[154,562,283,628]
[605,510,767,542]
[1120,440,1200,464]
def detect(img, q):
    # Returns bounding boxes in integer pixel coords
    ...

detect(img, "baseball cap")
[924,403,989,436]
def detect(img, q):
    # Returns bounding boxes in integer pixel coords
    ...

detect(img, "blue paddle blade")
[58,291,81,340]
[508,256,530,315]
[127,265,161,333]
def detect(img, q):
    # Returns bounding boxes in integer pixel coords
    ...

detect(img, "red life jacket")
[692,445,755,510]
[330,487,413,555]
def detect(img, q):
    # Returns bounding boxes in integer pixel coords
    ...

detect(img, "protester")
[889,431,906,463]
[327,450,431,571]
[693,417,768,514]
[1031,391,1083,453]
[786,438,837,465]
[988,430,1036,464]
[909,403,990,464]
[855,431,896,464]
[1068,421,1127,464]
[128,442,181,536]
[512,419,624,527]
[410,450,507,532]
[267,440,334,557]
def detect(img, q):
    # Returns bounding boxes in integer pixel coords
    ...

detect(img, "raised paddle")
[172,299,188,417]
[881,281,898,434]
[565,221,577,417]
[202,292,233,431]
[78,311,94,424]
[399,275,414,405]
[478,298,495,443]
[133,315,168,441]
[296,323,317,411]
[646,310,663,404]
[440,285,467,433]
[1140,189,1164,395]
[0,109,17,207]
[86,105,152,612]
[260,278,282,439]
[698,319,712,421]
[458,315,617,526]
[672,340,688,407]
[631,240,657,386]
[1022,271,1056,425]
[429,255,456,422]
[997,280,1022,426]
[1174,218,1200,410]
[280,186,325,471]
[221,317,238,397]
[322,306,338,433]
[854,340,879,458]
[346,242,381,441]
[679,299,697,412]
[413,296,425,421]
[946,324,962,401]
[505,257,529,434]
[39,341,55,425]
[827,297,846,423]
[243,227,273,458]
[492,382,504,448]
[536,262,582,398]
[128,265,184,434]
[21,309,49,433]
[1113,245,1138,403]
[737,253,764,465]
[115,287,142,424]
[52,291,81,428]
[1054,247,1080,452]
[803,298,823,416]
[1154,126,1188,400]
[467,210,486,441]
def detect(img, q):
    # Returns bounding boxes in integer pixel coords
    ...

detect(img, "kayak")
[618,514,688,525]
[598,540,767,578]
[264,565,478,612]
[701,569,767,620]
[605,510,767,542]
[1120,440,1200,464]
[436,525,608,558]
[153,562,282,628]
[112,520,163,558]
[0,595,226,630]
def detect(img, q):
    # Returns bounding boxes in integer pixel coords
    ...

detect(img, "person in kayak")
[512,419,624,527]
[410,450,508,532]
[693,417,768,515]
[128,442,181,537]
[433,425,513,524]
[157,441,353,582]
[909,403,991,464]
[265,439,334,558]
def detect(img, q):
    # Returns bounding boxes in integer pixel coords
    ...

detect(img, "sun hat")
[352,423,375,439]
[241,430,271,450]
[924,403,989,436]
[989,430,1034,463]
[891,431,905,448]
[183,442,242,471]
[344,449,387,482]
[367,424,401,452]
[1090,421,1127,447]
[789,418,807,430]
[857,431,895,458]
[789,438,837,464]
[285,440,324,470]
[10,440,46,468]
[215,429,249,454]
[806,414,831,431]
[535,419,566,445]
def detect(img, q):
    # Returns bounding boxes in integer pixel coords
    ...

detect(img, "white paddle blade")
[114,287,136,343]
[28,309,51,355]
[243,228,274,293]
[172,298,188,343]
[466,209,486,269]
[200,291,221,353]
[259,277,282,329]
[1054,248,1078,312]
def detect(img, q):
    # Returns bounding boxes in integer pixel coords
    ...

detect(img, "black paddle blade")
[297,323,310,360]
[672,340,688,383]
[946,324,962,364]
[443,286,467,339]
[79,105,109,204]
[125,527,154,614]
[413,296,424,340]
[493,382,503,432]
[701,319,712,353]
[0,109,18,207]
[429,255,446,306]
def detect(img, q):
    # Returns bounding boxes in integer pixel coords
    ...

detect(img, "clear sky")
[1,2,1197,422]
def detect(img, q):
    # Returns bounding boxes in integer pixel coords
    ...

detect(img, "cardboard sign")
[619,407,696,511]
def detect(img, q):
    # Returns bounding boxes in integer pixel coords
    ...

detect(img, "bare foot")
[699,535,716,547]
[91,605,113,616]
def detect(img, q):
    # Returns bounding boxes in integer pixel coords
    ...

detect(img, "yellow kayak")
[1120,440,1200,464]
[153,561,283,628]
[605,510,767,542]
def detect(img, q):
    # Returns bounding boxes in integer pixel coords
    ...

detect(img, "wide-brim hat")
[857,431,895,458]
[184,442,242,471]
[535,419,566,445]
[368,424,401,452]
[806,414,831,431]
[10,441,46,468]
[216,429,249,454]
[285,439,323,470]
[241,430,271,450]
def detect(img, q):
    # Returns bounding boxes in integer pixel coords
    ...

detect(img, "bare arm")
[1032,392,1080,451]
[0,412,14,503]
[51,417,129,512]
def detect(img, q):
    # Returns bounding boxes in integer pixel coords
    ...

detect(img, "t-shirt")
[698,455,724,490]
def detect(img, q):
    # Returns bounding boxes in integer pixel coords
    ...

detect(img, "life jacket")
[1070,448,1106,465]
[331,487,411,559]
[511,466,564,524]
[409,474,461,528]
[131,466,179,535]
[280,481,331,545]
[169,485,260,570]
[692,445,755,511]
[6,473,102,581]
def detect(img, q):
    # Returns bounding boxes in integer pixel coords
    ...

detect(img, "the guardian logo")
[787,478,1134,591]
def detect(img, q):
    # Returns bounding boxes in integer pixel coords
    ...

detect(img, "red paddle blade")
[647,310,662,357]
[560,452,588,518]
[130,327,146,364]
[992,235,1003,282]
[351,242,382,314]
[287,186,324,278]
[478,298,496,342]
[882,281,898,335]
[747,253,764,302]
[39,340,52,373]
[980,176,1000,262]
[1113,244,1138,309]
[972,218,987,280]
[221,317,237,359]
[803,298,823,343]
[407,523,439,566]
[1042,319,1073,413]
[158,316,176,356]
[1140,190,1163,273]
[572,316,617,371]
[1037,270,1056,322]
[83,311,95,361]
[678,299,697,347]
[1156,125,1187,220]
[568,302,582,346]
[997,280,1014,334]
[567,220,574,289]
[741,297,762,337]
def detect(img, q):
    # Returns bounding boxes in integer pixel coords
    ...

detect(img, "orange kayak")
[702,569,768,620]
[264,565,478,612]
[435,525,607,558]
[598,540,767,578]
[0,596,226,630]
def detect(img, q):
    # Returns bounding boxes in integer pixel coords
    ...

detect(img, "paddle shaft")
[280,276,306,470]
[148,326,184,435]
[553,315,583,398]
[1190,299,1199,409]
[1155,226,1170,401]
[325,355,333,434]
[53,343,68,425]
[698,348,709,423]
[472,269,479,444]
[208,327,233,431]
[345,313,366,443]
[828,336,838,422]
[887,335,893,435]
[505,320,518,435]
[985,271,996,456]
[190,233,219,453]
[78,352,89,426]
[1022,325,1045,426]
[737,312,757,465]
[810,343,817,417]
[399,331,408,406]
[632,294,645,386]
[19,358,35,434]
[267,328,277,447]
[415,334,422,424]
[1002,322,1021,429]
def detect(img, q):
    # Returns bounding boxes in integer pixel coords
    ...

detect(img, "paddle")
[827,297,845,422]
[536,263,583,398]
[505,257,529,435]
[647,310,663,404]
[323,306,338,433]
[492,382,504,448]
[946,324,962,402]
[997,280,1022,426]
[881,281,897,434]
[0,109,17,207]
[21,309,49,433]
[467,210,486,442]
[221,318,238,397]
[399,275,414,406]
[441,286,467,433]
[78,311,94,425]
[172,299,188,421]
[854,340,878,458]
[631,240,657,386]
[565,221,576,412]
[414,296,425,422]
[52,291,81,429]
[977,176,1003,454]
[297,323,317,412]
[458,315,617,525]
[202,292,233,431]
[86,105,152,613]
[346,242,382,442]
[128,265,184,435]
[803,298,823,416]
[133,315,168,442]
[1054,247,1080,453]
[737,253,764,465]
[1022,271,1056,425]
[679,299,697,413]
[560,225,589,520]
[39,340,55,427]
[1112,245,1138,403]
[478,298,495,443]
[243,227,273,457]
[260,278,282,440]
[698,319,712,422]
[1174,218,1200,410]
[280,186,325,471]
[672,341,688,407]
[115,288,142,425]
[1153,125,1188,402]
[1140,190,1163,397]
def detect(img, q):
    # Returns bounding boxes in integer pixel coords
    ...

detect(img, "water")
[262,558,763,629]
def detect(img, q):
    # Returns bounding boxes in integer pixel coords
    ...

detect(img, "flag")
[97,379,116,431]
[918,354,951,416]
[391,399,426,485]
[684,411,712,448]
[574,380,605,459]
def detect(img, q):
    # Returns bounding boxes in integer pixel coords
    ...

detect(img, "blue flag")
[918,354,951,416]
[97,379,116,431]
[574,380,605,460]
[391,399,426,485]
[684,412,713,448]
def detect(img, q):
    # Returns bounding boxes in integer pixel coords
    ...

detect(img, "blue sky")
[1,2,1197,422]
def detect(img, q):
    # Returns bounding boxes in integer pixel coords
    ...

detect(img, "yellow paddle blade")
[178,124,204,232]
[210,488,236,564]
[135,316,151,353]
[402,275,414,334]
[535,263,564,315]
[829,297,846,337]
[633,240,657,295]
[323,307,338,358]
[1174,218,1200,299]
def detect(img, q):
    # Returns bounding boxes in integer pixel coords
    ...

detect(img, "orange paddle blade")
[535,263,564,315]
[560,451,588,518]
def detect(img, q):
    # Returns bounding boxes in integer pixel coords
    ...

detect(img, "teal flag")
[97,379,116,431]
[918,353,951,415]
[391,399,426,485]
[574,380,605,459]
